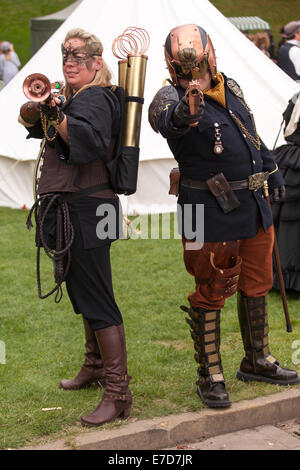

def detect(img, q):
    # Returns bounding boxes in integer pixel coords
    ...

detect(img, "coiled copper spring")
[112,27,150,59]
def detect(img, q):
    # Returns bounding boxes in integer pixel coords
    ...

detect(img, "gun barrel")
[185,81,203,127]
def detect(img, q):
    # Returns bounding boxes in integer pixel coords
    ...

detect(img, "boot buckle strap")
[266,354,277,364]
[109,374,130,383]
[208,353,220,364]
[209,365,222,376]
[105,392,128,401]
[96,379,105,389]
[211,373,225,383]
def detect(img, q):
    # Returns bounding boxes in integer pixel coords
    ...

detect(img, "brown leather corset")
[37,144,116,199]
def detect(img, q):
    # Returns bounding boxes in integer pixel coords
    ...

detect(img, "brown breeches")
[183,224,274,310]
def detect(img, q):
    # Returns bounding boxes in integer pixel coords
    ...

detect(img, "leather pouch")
[169,167,181,196]
[206,172,240,213]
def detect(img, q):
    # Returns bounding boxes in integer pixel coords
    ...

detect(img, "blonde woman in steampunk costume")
[18,28,132,426]
[149,24,300,408]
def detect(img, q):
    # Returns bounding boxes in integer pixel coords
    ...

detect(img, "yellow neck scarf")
[204,72,226,108]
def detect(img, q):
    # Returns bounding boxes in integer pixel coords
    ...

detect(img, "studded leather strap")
[181,305,224,382]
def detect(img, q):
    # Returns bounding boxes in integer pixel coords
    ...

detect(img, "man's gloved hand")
[172,96,204,128]
[269,185,286,204]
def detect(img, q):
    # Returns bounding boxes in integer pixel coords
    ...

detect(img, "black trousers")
[65,207,123,330]
[39,195,123,330]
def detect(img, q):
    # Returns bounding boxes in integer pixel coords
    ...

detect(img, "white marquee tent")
[0,0,299,213]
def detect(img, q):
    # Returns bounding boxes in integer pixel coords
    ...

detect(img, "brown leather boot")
[81,324,132,427]
[236,293,300,385]
[59,316,106,390]
[181,305,231,408]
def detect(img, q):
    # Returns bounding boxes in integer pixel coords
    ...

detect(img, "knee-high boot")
[81,323,132,427]
[182,305,231,408]
[236,293,300,385]
[59,316,106,390]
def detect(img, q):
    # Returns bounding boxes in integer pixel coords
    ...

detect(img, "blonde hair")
[62,28,114,99]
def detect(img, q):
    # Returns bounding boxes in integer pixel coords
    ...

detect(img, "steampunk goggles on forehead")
[61,41,102,65]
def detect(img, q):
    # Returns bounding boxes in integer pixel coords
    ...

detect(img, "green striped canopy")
[228,16,270,31]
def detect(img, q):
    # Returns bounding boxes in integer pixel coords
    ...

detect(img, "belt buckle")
[248,172,265,191]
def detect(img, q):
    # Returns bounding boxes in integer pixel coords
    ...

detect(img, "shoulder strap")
[227,78,251,113]
[109,85,125,161]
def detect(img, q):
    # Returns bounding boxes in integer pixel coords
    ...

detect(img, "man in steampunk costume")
[149,24,300,409]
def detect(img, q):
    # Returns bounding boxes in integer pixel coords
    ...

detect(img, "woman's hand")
[40,96,68,144]
[40,96,64,123]
[40,95,63,107]
[40,95,65,124]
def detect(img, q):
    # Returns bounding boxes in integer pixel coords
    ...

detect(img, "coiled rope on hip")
[26,193,74,303]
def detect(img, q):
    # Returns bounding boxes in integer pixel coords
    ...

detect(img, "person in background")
[0,41,20,85]
[278,21,300,82]
[148,23,300,409]
[247,32,275,60]
[278,26,287,50]
[254,32,271,58]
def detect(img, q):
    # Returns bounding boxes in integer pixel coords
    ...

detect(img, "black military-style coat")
[153,74,284,242]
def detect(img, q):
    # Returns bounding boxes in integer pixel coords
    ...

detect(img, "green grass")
[0,207,299,449]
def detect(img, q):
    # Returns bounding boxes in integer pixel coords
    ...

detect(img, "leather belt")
[181,172,269,192]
